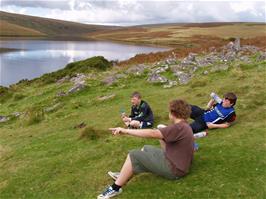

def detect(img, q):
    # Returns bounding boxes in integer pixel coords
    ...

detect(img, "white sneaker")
[97,185,122,199]
[193,131,208,139]
[157,124,167,129]
[107,171,120,181]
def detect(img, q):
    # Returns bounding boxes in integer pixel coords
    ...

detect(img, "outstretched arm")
[207,122,230,129]
[109,127,163,139]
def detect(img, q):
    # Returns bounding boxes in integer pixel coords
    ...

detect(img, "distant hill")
[0,11,119,38]
[90,22,266,47]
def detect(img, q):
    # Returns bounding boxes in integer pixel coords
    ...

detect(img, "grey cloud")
[1,1,265,25]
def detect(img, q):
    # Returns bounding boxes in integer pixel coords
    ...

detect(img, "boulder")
[125,64,147,75]
[151,65,169,74]
[68,83,86,93]
[0,116,9,123]
[70,73,87,85]
[181,53,197,66]
[174,71,192,85]
[97,94,116,101]
[147,73,168,83]
[241,45,260,53]
[102,76,117,86]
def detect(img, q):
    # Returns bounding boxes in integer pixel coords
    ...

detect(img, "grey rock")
[147,73,168,83]
[12,112,22,117]
[225,38,240,52]
[203,70,209,75]
[257,52,266,61]
[102,76,116,86]
[0,116,9,123]
[241,45,260,53]
[234,38,241,51]
[223,51,236,62]
[163,80,177,88]
[165,58,176,65]
[70,73,87,85]
[174,71,192,85]
[44,103,62,113]
[68,83,86,93]
[239,55,250,62]
[56,91,68,97]
[97,94,116,101]
[170,65,183,73]
[152,65,169,74]
[181,53,198,66]
[125,64,147,75]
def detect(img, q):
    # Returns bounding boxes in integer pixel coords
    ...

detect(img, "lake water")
[0,39,168,86]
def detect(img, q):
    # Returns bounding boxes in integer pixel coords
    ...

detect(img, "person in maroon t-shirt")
[97,99,194,199]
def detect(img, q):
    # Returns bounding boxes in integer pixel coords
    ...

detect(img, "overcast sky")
[1,0,265,26]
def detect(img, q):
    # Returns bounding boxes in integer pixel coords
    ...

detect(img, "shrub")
[37,56,112,85]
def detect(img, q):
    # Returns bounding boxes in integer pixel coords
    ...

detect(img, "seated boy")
[121,91,154,129]
[97,99,194,199]
[189,92,237,134]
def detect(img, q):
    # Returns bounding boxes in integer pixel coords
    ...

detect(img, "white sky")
[1,0,265,26]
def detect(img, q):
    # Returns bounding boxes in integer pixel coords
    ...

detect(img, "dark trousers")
[189,105,208,134]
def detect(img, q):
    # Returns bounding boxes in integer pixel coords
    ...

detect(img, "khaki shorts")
[129,145,178,180]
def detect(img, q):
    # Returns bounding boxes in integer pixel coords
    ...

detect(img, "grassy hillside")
[0,11,118,38]
[0,48,265,198]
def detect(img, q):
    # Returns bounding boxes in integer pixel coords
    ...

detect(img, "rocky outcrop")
[125,64,147,75]
[147,73,168,83]
[102,73,126,86]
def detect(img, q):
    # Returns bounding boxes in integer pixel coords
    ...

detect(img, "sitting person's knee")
[130,120,140,128]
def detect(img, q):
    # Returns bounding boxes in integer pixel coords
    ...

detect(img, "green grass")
[0,58,265,199]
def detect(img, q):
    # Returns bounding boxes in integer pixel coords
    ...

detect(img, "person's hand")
[109,127,124,135]
[122,117,131,122]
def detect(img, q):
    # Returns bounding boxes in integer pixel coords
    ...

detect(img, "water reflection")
[0,40,168,86]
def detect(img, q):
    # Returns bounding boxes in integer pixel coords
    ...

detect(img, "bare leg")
[115,154,134,186]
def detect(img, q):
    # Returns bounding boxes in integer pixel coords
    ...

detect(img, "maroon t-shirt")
[159,121,194,176]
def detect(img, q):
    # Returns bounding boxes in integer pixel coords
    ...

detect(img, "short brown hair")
[169,99,191,119]
[224,92,237,106]
[131,91,141,99]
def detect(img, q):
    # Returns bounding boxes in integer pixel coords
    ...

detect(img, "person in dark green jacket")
[121,91,154,129]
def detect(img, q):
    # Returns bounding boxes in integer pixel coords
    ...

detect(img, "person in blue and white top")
[189,92,237,134]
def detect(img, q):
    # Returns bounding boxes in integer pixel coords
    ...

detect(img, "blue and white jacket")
[203,103,236,124]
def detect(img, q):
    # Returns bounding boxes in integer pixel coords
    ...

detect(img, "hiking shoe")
[97,185,122,199]
[108,171,120,181]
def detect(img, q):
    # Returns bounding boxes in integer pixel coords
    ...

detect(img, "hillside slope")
[0,11,118,38]
[0,41,265,198]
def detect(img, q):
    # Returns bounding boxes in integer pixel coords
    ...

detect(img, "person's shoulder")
[171,121,191,130]
[141,100,149,107]
[177,121,191,129]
